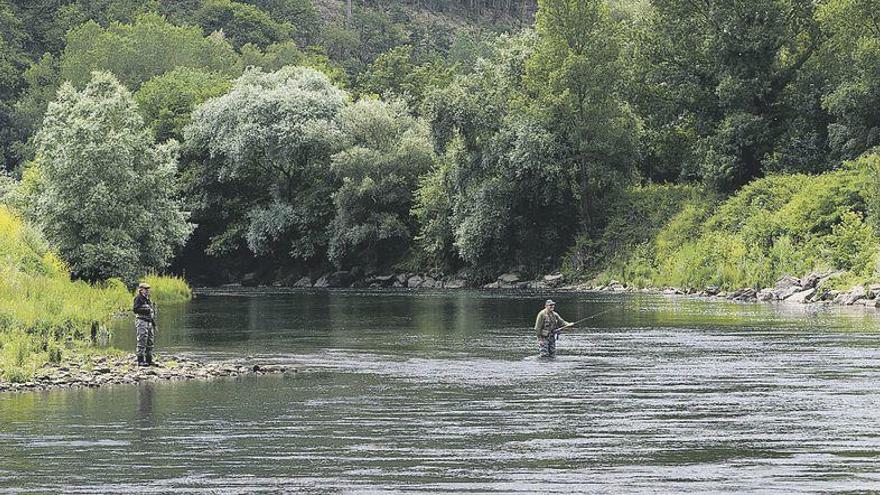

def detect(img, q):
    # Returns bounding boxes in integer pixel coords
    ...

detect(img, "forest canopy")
[0,0,879,287]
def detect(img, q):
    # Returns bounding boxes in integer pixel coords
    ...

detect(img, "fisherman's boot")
[145,353,154,367]
[137,354,147,367]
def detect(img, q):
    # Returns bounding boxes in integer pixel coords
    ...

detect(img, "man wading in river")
[133,282,157,367]
[535,299,571,358]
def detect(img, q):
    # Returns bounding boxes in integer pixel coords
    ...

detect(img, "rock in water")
[785,288,817,304]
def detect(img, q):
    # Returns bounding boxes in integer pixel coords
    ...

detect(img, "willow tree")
[32,72,192,283]
[185,66,348,261]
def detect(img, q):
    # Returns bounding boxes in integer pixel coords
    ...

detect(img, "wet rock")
[498,273,521,284]
[543,273,565,287]
[757,288,775,302]
[728,288,757,302]
[445,279,467,289]
[841,286,867,306]
[482,281,501,289]
[292,276,312,288]
[705,286,721,296]
[802,272,822,290]
[785,287,817,304]
[407,275,423,288]
[775,275,801,290]
[371,275,395,288]
[421,277,437,289]
[318,271,354,288]
[241,272,259,287]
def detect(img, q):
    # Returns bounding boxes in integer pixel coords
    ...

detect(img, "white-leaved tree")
[185,66,348,260]
[32,71,192,283]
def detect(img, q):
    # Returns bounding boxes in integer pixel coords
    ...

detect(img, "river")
[2,289,880,493]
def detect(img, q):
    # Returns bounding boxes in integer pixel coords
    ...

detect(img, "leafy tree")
[526,0,640,226]
[60,14,240,90]
[184,66,348,261]
[632,0,822,190]
[328,98,435,270]
[134,67,232,143]
[241,0,321,45]
[419,33,578,274]
[357,44,454,108]
[0,1,28,170]
[30,72,192,283]
[191,0,291,49]
[818,0,880,161]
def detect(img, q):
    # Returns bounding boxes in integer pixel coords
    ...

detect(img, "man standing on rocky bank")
[133,282,157,367]
[535,299,570,358]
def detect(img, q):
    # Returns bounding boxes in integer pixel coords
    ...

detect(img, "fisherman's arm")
[535,312,544,337]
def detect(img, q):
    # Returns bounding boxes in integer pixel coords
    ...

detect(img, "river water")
[3,289,880,493]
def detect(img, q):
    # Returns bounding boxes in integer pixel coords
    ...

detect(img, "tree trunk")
[346,0,352,26]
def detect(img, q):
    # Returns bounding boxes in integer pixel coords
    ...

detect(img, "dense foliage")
[0,0,879,288]
[28,72,192,283]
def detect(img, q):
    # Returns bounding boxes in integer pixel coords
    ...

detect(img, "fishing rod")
[554,307,614,334]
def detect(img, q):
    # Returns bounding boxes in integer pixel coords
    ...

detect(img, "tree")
[633,0,822,190]
[526,0,640,226]
[134,67,232,143]
[419,33,578,275]
[184,66,348,261]
[191,0,292,49]
[817,0,880,161]
[328,98,435,270]
[357,44,454,108]
[60,14,240,90]
[31,72,192,283]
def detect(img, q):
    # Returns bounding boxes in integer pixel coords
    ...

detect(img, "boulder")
[421,277,437,289]
[498,273,521,284]
[785,287,816,304]
[775,275,801,290]
[407,275,424,288]
[543,273,565,287]
[372,275,396,287]
[241,272,259,287]
[396,273,410,284]
[868,284,880,299]
[705,286,721,296]
[757,288,775,302]
[314,271,353,288]
[483,281,501,289]
[775,285,802,301]
[445,279,467,289]
[728,288,757,301]
[801,272,822,290]
[293,276,312,288]
[841,286,867,306]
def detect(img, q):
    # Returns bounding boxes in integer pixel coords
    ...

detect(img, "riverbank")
[214,268,880,310]
[0,353,294,393]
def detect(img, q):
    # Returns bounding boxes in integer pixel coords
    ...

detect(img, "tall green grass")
[590,152,880,291]
[0,206,195,382]
[139,274,193,304]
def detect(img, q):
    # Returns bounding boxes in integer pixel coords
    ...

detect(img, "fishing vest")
[539,310,561,338]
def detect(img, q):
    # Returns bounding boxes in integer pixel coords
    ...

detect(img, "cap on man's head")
[138,282,151,289]
[545,299,556,306]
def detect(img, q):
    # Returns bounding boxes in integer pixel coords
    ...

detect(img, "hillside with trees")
[0,0,879,291]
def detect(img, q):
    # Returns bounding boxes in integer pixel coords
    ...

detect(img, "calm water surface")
[3,290,880,493]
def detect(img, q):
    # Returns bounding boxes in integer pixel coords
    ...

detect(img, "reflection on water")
[3,290,880,493]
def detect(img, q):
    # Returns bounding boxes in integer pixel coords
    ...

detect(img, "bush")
[139,274,193,304]
[590,152,880,290]
[0,206,130,382]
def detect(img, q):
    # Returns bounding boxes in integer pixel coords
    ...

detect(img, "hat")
[545,299,556,306]
[138,282,151,289]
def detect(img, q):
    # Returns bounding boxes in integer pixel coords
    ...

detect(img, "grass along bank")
[577,152,880,294]
[0,205,192,383]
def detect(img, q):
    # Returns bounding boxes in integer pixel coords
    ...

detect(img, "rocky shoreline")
[0,354,294,393]
[229,268,880,309]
